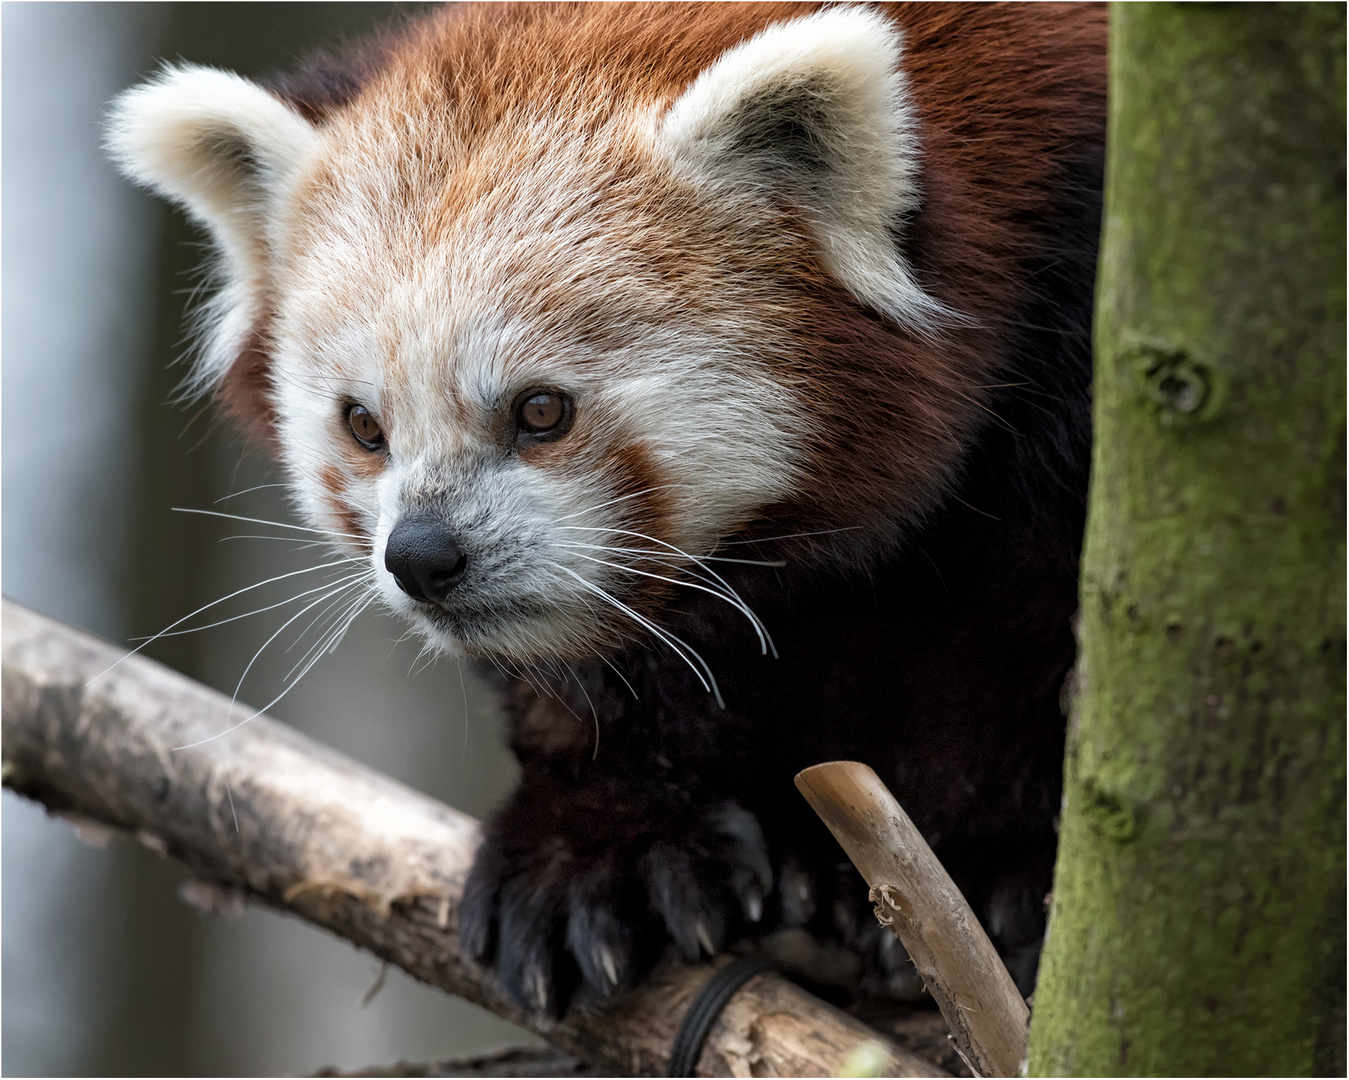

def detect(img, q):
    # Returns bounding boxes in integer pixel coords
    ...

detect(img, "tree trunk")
[1028,4,1346,1075]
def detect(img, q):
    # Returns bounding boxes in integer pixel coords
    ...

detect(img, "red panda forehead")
[282,136,820,411]
[297,76,741,259]
[280,4,864,360]
[291,1,835,213]
[369,2,825,121]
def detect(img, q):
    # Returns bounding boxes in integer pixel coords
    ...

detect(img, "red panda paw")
[459,796,772,1016]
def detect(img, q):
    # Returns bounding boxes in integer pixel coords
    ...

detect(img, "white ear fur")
[105,64,318,392]
[659,7,949,333]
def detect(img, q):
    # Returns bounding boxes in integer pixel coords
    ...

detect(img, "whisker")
[495,654,548,702]
[412,646,442,679]
[174,586,377,752]
[405,639,431,679]
[209,577,374,741]
[570,671,601,760]
[510,639,588,735]
[309,587,376,670]
[127,567,369,641]
[712,526,863,546]
[673,553,786,567]
[214,482,289,503]
[173,506,363,540]
[602,656,640,702]
[564,549,772,657]
[251,590,378,722]
[282,570,372,650]
[281,576,376,681]
[388,626,422,657]
[88,559,362,683]
[554,527,775,658]
[217,534,334,550]
[455,657,471,764]
[552,484,681,524]
[553,564,724,707]
[558,537,786,568]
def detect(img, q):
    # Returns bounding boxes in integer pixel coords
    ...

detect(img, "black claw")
[498,932,578,1018]
[566,894,636,997]
[645,845,725,960]
[522,961,552,1015]
[713,803,773,929]
[499,948,559,1017]
[742,888,765,924]
[495,879,579,1017]
[465,799,775,1016]
[712,802,773,888]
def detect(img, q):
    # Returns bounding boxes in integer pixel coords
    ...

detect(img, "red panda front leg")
[461,768,771,1015]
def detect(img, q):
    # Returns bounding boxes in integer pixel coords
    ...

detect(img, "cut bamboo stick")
[796,761,1030,1078]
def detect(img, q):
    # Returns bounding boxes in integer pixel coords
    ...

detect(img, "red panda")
[107,2,1106,1016]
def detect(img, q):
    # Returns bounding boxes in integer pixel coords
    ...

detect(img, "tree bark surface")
[1028,5,1346,1075]
[1,599,944,1079]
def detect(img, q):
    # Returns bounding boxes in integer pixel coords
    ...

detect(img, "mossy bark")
[1027,5,1346,1076]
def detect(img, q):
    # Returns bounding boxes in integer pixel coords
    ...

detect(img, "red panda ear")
[656,7,949,335]
[105,65,317,396]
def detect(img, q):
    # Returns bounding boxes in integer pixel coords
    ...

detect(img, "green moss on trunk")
[1028,4,1346,1075]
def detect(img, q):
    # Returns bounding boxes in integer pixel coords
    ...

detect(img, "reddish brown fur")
[525,426,682,657]
[506,678,595,757]
[236,2,1105,573]
[217,325,281,452]
[317,463,370,549]
[339,439,388,484]
[212,2,1107,1013]
[317,463,347,499]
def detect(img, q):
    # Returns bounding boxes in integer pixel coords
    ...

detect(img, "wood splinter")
[796,761,1031,1079]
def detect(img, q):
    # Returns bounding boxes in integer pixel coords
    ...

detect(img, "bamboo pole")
[796,761,1028,1078]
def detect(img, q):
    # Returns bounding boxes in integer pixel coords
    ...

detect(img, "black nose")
[384,517,468,607]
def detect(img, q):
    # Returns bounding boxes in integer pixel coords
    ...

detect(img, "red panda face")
[106,4,968,665]
[266,112,814,658]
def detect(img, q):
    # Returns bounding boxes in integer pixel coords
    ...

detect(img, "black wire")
[668,954,776,1077]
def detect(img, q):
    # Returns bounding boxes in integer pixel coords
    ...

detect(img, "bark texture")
[1028,4,1346,1075]
[1,599,943,1079]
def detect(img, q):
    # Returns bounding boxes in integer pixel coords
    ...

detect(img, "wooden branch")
[312,1046,599,1076]
[795,762,1029,1079]
[1,600,946,1078]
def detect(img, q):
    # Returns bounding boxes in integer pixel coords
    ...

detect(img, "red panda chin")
[109,1,1106,1020]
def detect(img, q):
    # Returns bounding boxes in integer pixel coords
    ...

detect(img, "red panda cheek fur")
[110,1,1108,1017]
[218,325,282,453]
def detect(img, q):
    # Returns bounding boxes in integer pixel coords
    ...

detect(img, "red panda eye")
[514,390,573,442]
[346,403,385,450]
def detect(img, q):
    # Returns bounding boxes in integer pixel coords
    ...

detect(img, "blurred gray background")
[2,3,531,1074]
